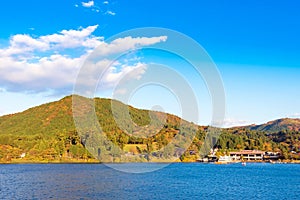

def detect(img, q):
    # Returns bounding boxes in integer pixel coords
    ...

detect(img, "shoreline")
[1,160,300,164]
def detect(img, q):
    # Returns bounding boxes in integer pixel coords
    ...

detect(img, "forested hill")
[0,96,75,136]
[0,95,194,162]
[0,95,299,163]
[243,118,300,132]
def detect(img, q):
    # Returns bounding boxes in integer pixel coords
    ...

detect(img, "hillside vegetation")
[0,95,299,163]
[246,118,300,132]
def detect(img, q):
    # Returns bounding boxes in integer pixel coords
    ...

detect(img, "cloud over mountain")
[0,25,167,95]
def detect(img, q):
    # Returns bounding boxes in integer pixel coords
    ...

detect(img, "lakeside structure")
[198,149,281,163]
[229,150,265,161]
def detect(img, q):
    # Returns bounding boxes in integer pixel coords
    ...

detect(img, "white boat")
[215,156,232,164]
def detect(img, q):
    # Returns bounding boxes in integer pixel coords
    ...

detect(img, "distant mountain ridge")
[242,118,300,132]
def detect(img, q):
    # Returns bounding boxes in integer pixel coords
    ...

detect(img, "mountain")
[0,95,299,163]
[244,118,300,132]
[0,95,199,163]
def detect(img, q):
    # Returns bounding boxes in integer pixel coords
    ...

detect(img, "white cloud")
[105,10,116,16]
[75,4,79,7]
[0,54,85,93]
[40,25,102,49]
[82,1,94,8]
[289,113,300,118]
[0,25,168,95]
[79,0,115,16]
[75,59,148,94]
[102,62,147,88]
[93,36,167,56]
[220,118,250,128]
[0,25,101,59]
[114,88,127,95]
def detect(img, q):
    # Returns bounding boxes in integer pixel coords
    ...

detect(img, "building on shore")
[263,151,281,160]
[198,149,282,163]
[229,150,265,161]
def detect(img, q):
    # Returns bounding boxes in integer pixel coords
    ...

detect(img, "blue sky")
[0,0,300,127]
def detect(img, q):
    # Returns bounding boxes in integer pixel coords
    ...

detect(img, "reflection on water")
[0,163,300,199]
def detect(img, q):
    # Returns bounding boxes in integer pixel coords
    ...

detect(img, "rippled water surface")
[0,163,299,199]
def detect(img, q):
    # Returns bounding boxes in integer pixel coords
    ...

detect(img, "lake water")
[0,163,299,199]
